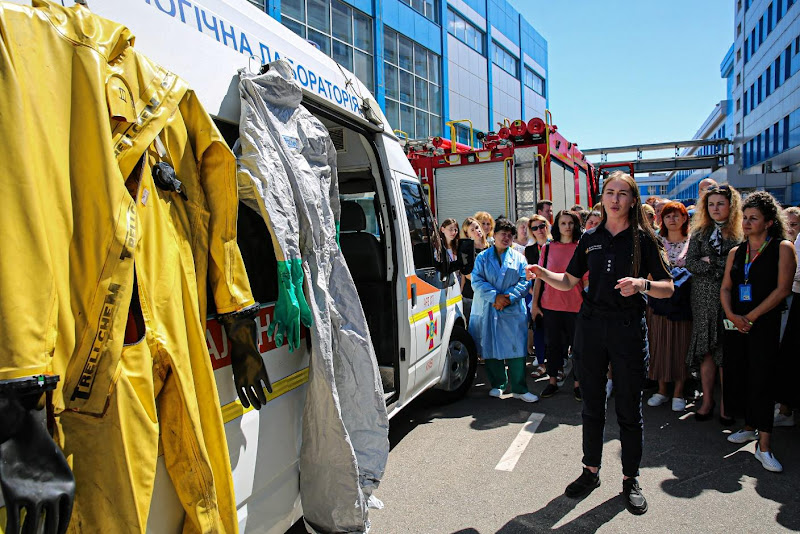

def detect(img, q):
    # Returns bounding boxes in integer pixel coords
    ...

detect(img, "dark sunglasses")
[529,223,547,231]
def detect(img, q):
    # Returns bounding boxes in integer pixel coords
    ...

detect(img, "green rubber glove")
[268,261,300,351]
[291,259,313,328]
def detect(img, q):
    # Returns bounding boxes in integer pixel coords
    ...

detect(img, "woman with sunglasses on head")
[460,217,488,324]
[525,215,553,376]
[720,191,796,472]
[531,210,583,400]
[685,184,743,424]
[527,171,673,515]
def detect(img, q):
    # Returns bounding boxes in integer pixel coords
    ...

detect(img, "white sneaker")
[513,392,540,403]
[671,398,687,412]
[728,429,758,444]
[755,444,783,473]
[647,393,669,407]
[489,388,503,398]
[774,412,795,427]
[605,379,613,400]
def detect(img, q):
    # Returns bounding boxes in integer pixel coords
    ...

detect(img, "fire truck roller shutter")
[434,162,509,227]
[578,167,588,208]
[549,159,571,214]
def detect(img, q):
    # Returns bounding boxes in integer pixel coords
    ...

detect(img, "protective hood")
[250,59,303,110]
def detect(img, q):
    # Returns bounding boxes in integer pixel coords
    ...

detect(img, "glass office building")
[247,0,548,143]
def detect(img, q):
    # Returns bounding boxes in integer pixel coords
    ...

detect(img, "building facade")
[731,0,800,204]
[246,0,548,142]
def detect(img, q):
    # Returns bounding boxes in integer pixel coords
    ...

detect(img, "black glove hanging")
[219,304,273,410]
[0,377,74,534]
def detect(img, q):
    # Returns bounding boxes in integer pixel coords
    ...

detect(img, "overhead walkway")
[583,138,731,174]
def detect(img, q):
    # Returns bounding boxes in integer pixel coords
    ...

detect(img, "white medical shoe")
[647,393,669,407]
[513,392,540,403]
[671,398,687,412]
[727,429,759,444]
[489,388,503,398]
[774,412,795,427]
[755,444,783,473]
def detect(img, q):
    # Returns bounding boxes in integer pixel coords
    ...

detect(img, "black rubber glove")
[0,392,74,534]
[219,304,273,410]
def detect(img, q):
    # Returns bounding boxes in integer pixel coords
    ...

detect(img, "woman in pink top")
[531,210,584,399]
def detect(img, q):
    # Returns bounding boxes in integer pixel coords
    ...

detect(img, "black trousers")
[723,313,781,433]
[573,307,648,478]
[544,309,577,379]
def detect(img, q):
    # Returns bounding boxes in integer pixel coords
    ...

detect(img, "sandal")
[530,365,547,379]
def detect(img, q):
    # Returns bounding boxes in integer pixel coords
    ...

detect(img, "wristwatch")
[639,279,651,294]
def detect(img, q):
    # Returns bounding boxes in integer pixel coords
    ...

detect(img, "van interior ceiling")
[212,111,399,400]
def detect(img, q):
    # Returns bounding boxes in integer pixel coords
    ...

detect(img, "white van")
[29,1,478,532]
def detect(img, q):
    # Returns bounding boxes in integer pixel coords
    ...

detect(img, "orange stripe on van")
[407,275,439,299]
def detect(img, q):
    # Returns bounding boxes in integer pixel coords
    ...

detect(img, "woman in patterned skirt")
[686,185,743,422]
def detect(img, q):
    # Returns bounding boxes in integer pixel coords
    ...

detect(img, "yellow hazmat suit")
[0,1,254,532]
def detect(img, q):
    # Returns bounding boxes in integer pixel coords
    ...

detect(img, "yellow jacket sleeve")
[179,90,255,315]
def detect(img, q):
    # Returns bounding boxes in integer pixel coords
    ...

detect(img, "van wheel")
[436,325,477,403]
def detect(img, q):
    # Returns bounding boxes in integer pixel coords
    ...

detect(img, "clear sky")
[509,0,734,156]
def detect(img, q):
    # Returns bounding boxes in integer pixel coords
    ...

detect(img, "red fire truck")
[403,113,600,225]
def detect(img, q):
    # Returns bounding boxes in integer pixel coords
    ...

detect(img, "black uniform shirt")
[566,224,672,312]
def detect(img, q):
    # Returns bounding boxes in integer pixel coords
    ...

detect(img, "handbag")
[649,266,692,321]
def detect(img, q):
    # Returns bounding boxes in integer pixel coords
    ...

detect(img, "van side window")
[400,181,441,270]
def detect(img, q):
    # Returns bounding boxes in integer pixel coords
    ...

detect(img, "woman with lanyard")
[525,215,552,377]
[720,192,796,472]
[527,171,673,515]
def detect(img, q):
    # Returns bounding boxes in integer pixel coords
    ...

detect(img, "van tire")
[435,325,477,403]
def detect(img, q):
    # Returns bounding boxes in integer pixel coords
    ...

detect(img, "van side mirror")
[447,239,475,275]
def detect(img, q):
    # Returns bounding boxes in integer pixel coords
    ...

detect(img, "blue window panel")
[790,181,800,204]
[744,89,749,116]
[759,17,764,45]
[745,37,750,62]
[786,46,793,79]
[784,116,791,150]
[767,66,772,96]
[768,3,774,33]
[765,128,771,158]
[778,0,784,20]
[774,122,780,154]
[776,55,782,87]
[758,75,763,104]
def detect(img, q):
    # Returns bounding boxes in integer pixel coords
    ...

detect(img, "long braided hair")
[599,171,668,277]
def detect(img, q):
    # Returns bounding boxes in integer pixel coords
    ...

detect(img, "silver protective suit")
[236,60,390,534]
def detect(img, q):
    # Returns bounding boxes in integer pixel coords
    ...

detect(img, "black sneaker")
[574,387,582,401]
[541,383,559,398]
[564,468,600,498]
[622,478,648,515]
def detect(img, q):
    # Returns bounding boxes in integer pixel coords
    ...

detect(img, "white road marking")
[495,412,545,472]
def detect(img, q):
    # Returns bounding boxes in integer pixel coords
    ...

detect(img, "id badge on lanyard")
[740,238,770,303]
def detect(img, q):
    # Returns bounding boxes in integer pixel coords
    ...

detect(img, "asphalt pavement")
[367,362,800,534]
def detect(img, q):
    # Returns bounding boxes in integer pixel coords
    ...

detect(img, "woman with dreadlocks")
[527,171,673,516]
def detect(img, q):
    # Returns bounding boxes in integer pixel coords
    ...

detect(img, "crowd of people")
[439,172,800,515]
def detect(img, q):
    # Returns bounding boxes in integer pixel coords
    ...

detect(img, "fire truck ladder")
[583,138,731,174]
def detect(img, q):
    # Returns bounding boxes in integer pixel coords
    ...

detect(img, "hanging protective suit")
[236,60,390,534]
[468,248,531,359]
[0,2,260,532]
